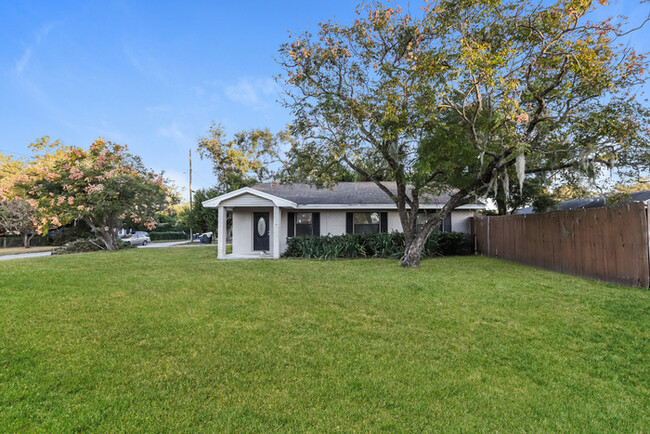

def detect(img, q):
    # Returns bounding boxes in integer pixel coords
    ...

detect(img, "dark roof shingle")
[252,182,475,206]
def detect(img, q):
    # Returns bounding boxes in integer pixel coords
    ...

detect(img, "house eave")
[292,203,485,210]
[203,187,485,210]
[202,187,298,209]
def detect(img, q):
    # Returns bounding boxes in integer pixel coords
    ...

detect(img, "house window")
[353,212,380,234]
[416,211,442,233]
[295,212,313,236]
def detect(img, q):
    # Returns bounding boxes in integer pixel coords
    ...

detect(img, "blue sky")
[1,1,648,198]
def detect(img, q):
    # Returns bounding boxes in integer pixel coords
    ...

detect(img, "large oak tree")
[277,0,650,267]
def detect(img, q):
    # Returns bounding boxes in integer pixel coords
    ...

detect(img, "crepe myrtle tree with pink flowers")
[22,138,170,250]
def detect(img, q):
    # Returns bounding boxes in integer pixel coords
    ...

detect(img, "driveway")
[140,241,189,248]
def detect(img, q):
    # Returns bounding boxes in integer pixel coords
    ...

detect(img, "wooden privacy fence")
[472,202,650,288]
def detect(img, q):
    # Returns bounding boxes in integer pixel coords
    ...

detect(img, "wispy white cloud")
[15,48,32,74]
[224,77,279,110]
[123,44,169,85]
[158,121,192,145]
[14,22,56,74]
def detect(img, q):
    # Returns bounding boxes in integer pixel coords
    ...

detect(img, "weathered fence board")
[473,203,650,288]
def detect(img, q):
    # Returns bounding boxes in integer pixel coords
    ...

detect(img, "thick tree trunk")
[496,197,508,215]
[399,191,469,268]
[96,228,119,250]
[86,217,119,250]
[401,230,429,268]
[23,233,31,249]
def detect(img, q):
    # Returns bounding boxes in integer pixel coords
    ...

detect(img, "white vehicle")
[124,232,150,246]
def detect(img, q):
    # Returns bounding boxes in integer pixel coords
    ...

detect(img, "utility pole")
[189,148,193,243]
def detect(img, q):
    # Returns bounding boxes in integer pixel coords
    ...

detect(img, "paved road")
[0,240,210,262]
[141,241,189,248]
[0,251,52,261]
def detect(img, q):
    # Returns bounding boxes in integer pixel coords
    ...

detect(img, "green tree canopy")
[179,188,221,234]
[277,0,650,267]
[197,123,288,192]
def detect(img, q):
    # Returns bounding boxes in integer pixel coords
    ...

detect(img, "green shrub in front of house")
[283,231,472,259]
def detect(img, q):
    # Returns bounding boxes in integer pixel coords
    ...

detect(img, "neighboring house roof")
[203,182,486,210]
[516,190,650,214]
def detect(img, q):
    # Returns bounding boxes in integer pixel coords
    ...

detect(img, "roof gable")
[202,187,297,208]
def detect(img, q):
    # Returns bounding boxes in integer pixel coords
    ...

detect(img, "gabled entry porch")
[203,187,297,260]
[217,205,282,259]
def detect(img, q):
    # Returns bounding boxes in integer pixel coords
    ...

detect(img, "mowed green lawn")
[1,248,648,432]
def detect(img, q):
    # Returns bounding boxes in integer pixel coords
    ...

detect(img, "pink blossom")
[144,220,157,230]
[85,184,104,194]
[77,205,85,210]
[69,167,84,180]
[516,113,529,124]
[67,197,75,205]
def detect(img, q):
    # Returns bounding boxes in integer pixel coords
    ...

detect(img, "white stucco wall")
[321,210,347,236]
[230,208,475,255]
[387,211,402,232]
[280,210,289,253]
[451,210,474,234]
[231,207,278,255]
[222,193,275,208]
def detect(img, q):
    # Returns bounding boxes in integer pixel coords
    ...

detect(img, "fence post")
[2,238,5,249]
[647,204,650,289]
[487,216,490,257]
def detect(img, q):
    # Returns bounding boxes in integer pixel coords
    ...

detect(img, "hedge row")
[0,235,53,248]
[283,231,472,260]
[148,231,188,241]
[1,230,188,248]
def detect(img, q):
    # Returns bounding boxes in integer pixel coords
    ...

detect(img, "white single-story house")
[203,182,485,259]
